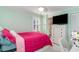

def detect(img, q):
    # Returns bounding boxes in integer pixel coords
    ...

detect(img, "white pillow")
[72,32,77,39]
[0,27,3,31]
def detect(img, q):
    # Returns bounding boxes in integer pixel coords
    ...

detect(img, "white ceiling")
[17,6,74,14]
[8,6,76,15]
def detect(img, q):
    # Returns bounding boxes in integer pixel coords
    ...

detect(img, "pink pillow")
[2,28,16,43]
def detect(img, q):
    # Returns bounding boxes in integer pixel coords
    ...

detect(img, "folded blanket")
[10,30,25,52]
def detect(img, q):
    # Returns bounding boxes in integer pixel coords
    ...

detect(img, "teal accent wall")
[53,7,79,50]
[40,14,49,35]
[0,7,39,32]
[40,15,43,32]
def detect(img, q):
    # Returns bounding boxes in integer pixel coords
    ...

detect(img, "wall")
[49,7,79,50]
[39,13,51,35]
[71,13,79,32]
[0,7,39,32]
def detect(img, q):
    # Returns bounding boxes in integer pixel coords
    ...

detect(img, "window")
[32,17,40,32]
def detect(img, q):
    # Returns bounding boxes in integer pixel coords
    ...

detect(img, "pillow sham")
[2,28,16,43]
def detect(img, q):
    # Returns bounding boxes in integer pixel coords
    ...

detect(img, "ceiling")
[8,6,76,15]
[18,6,74,14]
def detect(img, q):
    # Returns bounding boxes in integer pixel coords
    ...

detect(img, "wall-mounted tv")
[52,14,68,24]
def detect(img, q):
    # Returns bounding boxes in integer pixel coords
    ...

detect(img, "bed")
[1,28,52,52]
[18,32,52,52]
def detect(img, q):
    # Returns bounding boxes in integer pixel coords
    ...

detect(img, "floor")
[37,43,67,52]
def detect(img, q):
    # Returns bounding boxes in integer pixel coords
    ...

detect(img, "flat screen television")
[53,14,68,24]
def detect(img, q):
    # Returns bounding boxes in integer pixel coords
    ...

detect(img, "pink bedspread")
[18,32,52,52]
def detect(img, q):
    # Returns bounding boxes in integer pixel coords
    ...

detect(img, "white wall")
[71,13,79,32]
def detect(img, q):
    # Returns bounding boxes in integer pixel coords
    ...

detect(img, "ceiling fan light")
[38,7,44,12]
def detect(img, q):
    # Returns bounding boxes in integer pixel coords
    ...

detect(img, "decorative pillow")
[2,28,16,43]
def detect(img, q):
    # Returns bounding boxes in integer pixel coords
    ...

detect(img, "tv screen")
[53,14,68,24]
